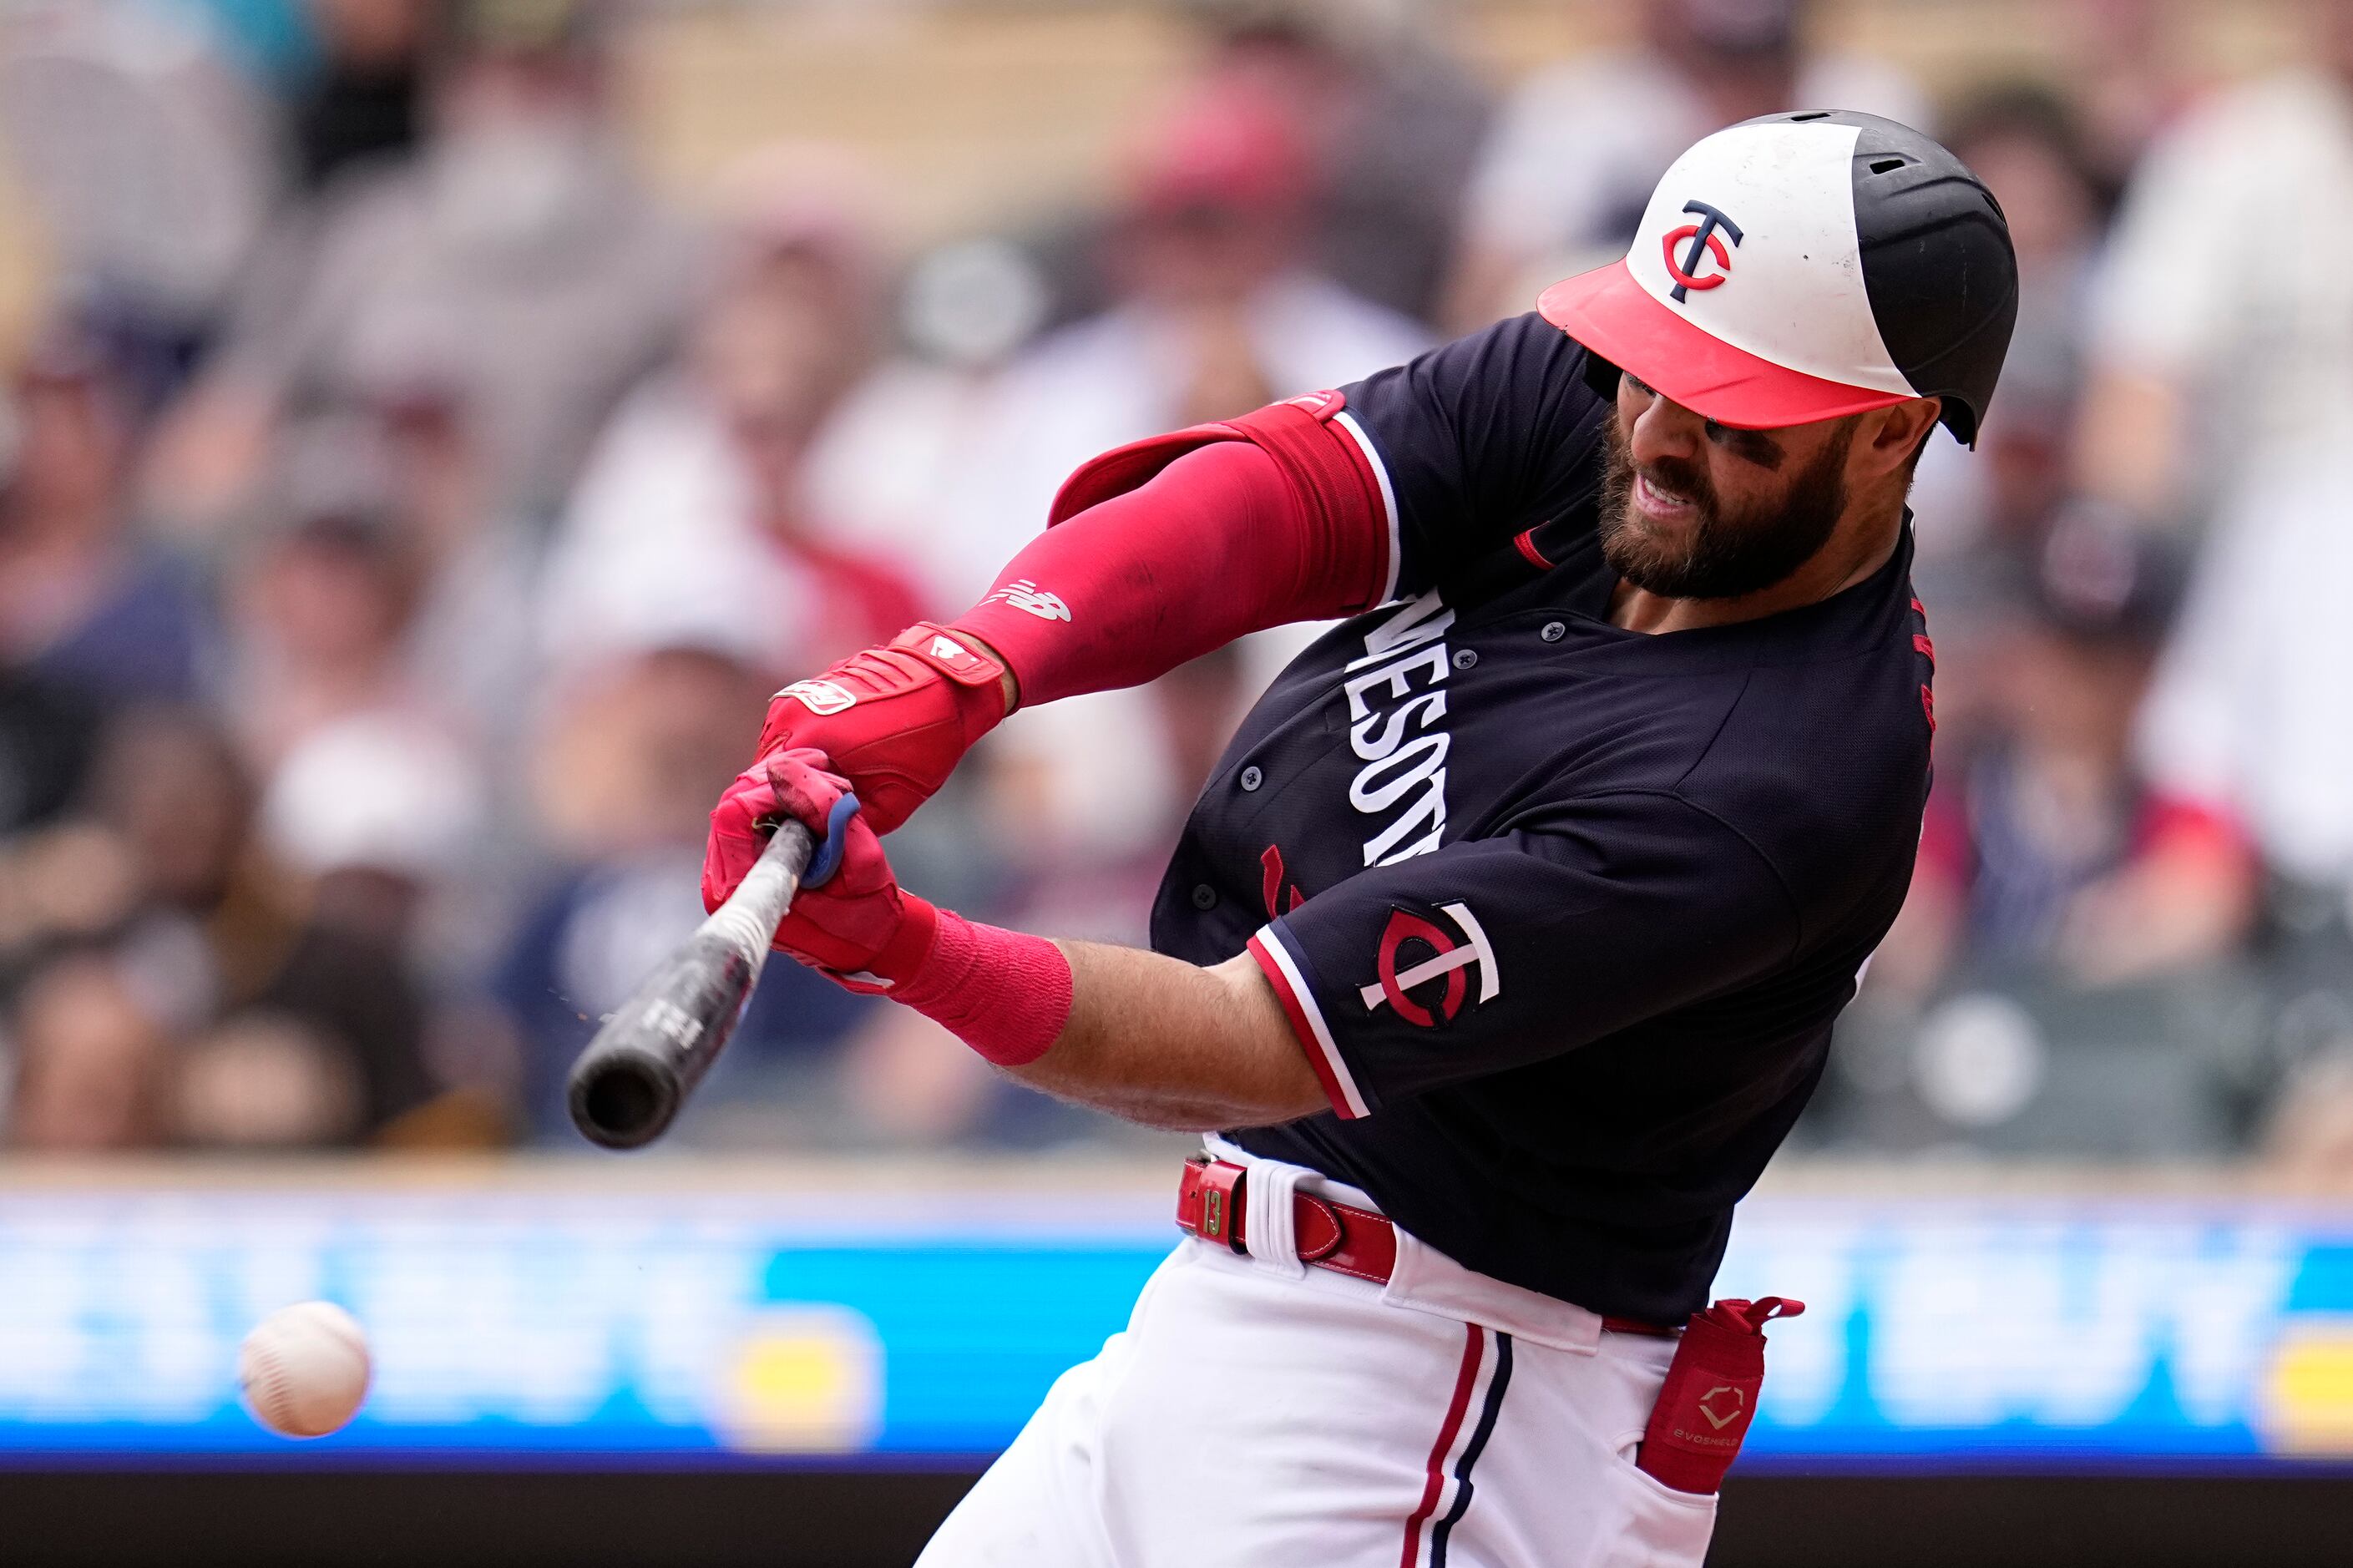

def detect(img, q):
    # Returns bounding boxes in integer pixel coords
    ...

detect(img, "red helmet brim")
[1538,261,1916,432]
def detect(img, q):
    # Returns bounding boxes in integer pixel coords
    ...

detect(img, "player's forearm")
[948,439,1385,710]
[854,900,1326,1130]
[1008,943,1327,1130]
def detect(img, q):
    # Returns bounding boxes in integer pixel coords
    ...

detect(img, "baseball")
[238,1301,372,1439]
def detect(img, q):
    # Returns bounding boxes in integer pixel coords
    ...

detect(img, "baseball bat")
[566,818,816,1150]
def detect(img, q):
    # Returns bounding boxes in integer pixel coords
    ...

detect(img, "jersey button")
[1191,883,1219,910]
[1540,620,1566,643]
[1239,766,1263,792]
[1452,649,1479,670]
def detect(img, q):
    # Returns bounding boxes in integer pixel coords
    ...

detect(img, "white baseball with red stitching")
[239,1301,372,1439]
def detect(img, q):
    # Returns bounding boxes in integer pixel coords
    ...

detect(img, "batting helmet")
[1537,110,2018,444]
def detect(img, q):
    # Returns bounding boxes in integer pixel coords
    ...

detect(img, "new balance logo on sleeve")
[983,579,1074,621]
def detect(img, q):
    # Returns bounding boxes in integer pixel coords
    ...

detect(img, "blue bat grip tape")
[802,791,860,889]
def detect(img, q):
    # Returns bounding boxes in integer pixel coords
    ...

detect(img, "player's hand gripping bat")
[566,793,856,1149]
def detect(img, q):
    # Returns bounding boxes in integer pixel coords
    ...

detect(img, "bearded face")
[1596,408,1857,600]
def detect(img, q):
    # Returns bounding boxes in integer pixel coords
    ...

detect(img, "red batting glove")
[708,750,1074,1063]
[705,748,938,978]
[752,624,1009,836]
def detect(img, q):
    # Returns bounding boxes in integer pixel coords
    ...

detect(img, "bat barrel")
[565,822,815,1150]
[567,929,764,1149]
[569,1048,683,1150]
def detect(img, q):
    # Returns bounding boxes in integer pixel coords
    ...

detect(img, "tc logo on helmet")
[1359,903,1500,1028]
[1661,200,1744,302]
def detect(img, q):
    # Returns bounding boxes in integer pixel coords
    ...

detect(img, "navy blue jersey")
[1148,312,1936,1323]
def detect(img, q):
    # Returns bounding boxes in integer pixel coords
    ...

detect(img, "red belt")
[1175,1157,1677,1337]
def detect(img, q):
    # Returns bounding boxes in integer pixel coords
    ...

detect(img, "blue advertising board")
[2,1181,2350,1469]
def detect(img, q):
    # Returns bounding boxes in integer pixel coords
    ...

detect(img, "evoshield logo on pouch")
[1661,200,1743,301]
[1359,903,1499,1027]
[1698,1385,1746,1431]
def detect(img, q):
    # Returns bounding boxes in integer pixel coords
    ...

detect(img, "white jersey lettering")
[1342,590,1455,865]
[1350,692,1448,761]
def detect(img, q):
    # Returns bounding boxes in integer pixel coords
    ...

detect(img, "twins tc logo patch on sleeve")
[1359,903,1500,1027]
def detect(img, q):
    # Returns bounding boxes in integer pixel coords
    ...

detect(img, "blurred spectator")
[145,0,701,532]
[1202,3,1493,324]
[2077,0,2353,532]
[953,70,1430,582]
[90,709,441,1142]
[1877,514,2254,1008]
[289,0,438,191]
[258,701,513,1143]
[806,232,1044,594]
[260,710,488,948]
[1909,86,2107,568]
[174,1011,368,1147]
[945,71,1428,865]
[1446,0,1929,329]
[0,706,448,1151]
[539,145,926,684]
[495,645,883,1142]
[2062,0,2205,206]
[363,367,544,764]
[3,947,173,1151]
[0,2,283,410]
[2090,7,2353,905]
[0,331,215,835]
[2134,453,2353,896]
[226,463,433,770]
[1819,519,2261,1160]
[0,335,215,706]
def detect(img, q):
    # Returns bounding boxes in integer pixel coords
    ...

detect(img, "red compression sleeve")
[947,439,1387,709]
[868,898,1074,1066]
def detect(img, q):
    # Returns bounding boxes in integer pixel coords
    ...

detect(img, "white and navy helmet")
[1539,110,2017,443]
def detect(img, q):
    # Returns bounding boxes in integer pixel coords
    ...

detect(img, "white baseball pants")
[916,1138,1718,1568]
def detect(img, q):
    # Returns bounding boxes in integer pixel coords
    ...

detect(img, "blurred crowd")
[1,0,2350,1171]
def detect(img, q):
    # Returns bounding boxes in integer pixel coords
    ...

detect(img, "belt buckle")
[1187,1156,1249,1254]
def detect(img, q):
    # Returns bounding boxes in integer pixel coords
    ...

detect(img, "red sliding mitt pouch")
[1636,1297,1804,1495]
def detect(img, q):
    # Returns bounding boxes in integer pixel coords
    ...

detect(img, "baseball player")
[702,112,2016,1567]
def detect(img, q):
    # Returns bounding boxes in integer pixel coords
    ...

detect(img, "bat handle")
[708,817,821,964]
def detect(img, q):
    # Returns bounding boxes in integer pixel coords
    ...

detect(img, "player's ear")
[1858,397,1941,477]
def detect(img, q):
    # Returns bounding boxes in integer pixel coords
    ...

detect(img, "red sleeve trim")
[1247,928,1372,1120]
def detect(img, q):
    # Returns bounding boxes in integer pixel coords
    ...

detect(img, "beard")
[1596,413,1854,599]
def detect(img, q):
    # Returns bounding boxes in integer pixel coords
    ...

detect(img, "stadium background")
[1,0,2350,1562]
